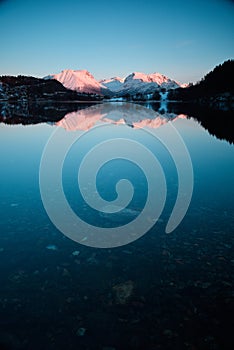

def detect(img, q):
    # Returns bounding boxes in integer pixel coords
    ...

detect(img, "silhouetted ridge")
[199,59,233,92]
[0,75,103,102]
[169,60,234,107]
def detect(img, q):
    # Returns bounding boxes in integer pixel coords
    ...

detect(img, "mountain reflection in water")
[55,103,186,131]
[0,100,234,350]
[0,101,233,143]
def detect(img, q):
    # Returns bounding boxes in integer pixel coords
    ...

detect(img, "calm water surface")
[0,103,234,350]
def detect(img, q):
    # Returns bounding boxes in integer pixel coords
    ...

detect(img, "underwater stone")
[72,250,80,256]
[46,245,58,251]
[76,327,86,336]
[112,280,134,304]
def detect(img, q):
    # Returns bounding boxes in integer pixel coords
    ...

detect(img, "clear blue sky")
[0,0,233,83]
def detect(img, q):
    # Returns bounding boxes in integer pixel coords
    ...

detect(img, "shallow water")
[0,103,234,350]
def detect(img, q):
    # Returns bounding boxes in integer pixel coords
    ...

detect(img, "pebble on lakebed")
[76,327,86,336]
[46,245,58,251]
[72,250,80,256]
[112,280,134,305]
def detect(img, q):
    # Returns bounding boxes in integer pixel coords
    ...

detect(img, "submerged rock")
[76,327,86,336]
[10,203,19,207]
[112,280,134,305]
[46,245,58,251]
[71,250,80,256]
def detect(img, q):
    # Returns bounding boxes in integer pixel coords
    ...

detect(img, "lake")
[0,102,234,350]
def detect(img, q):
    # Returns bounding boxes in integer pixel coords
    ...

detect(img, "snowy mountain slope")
[100,72,181,96]
[100,77,124,92]
[48,69,109,95]
[116,72,180,96]
[47,69,182,96]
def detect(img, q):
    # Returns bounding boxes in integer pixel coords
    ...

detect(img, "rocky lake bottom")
[0,103,233,350]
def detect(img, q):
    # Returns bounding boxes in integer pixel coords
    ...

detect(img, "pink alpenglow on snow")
[52,69,107,94]
[55,103,186,131]
[99,77,124,92]
[46,69,184,96]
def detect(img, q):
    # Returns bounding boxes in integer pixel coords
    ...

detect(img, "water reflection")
[55,103,186,131]
[0,101,234,350]
[0,101,94,125]
[0,101,233,143]
[167,103,234,144]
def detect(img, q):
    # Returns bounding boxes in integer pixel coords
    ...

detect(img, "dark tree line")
[0,75,103,101]
[168,60,234,102]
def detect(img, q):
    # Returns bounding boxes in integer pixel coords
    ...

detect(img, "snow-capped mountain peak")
[100,76,124,84]
[47,69,107,94]
[117,71,181,95]
[99,76,124,92]
[124,71,180,88]
[46,68,183,96]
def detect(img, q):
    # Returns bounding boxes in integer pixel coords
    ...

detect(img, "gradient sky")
[0,0,233,83]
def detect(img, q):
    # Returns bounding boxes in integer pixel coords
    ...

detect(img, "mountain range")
[55,103,185,131]
[45,69,183,96]
[1,60,232,106]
